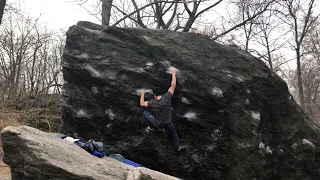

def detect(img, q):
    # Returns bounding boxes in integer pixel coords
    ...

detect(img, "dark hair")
[153,88,164,96]
[144,92,154,101]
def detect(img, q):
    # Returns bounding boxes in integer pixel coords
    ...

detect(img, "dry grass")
[0,108,61,132]
[0,109,23,129]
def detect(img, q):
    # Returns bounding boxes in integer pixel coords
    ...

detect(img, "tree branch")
[212,0,275,40]
[113,0,179,27]
[131,0,148,28]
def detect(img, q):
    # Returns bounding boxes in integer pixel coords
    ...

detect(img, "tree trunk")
[0,0,6,25]
[183,17,195,32]
[265,36,273,71]
[102,0,113,26]
[296,48,305,110]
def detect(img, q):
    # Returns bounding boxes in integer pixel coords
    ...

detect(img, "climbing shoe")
[147,126,154,131]
[176,145,185,152]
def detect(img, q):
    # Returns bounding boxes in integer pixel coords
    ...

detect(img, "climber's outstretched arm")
[168,68,176,95]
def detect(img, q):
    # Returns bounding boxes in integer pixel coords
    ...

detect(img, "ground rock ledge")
[1,126,179,180]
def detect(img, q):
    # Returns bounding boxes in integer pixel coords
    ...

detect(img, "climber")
[140,68,184,152]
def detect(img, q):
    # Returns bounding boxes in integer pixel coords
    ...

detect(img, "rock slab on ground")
[61,21,320,179]
[1,126,179,180]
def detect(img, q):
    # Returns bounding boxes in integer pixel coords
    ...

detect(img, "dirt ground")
[0,165,11,180]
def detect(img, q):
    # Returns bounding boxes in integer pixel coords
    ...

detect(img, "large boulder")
[61,21,320,180]
[1,126,179,180]
[0,0,6,25]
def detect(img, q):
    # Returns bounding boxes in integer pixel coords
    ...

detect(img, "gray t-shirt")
[148,91,173,125]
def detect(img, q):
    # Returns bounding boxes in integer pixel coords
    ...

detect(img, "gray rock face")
[0,0,6,25]
[1,126,179,180]
[61,21,320,180]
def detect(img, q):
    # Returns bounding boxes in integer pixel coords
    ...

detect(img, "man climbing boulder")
[140,68,184,152]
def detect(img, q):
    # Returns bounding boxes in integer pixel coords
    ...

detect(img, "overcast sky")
[23,0,100,30]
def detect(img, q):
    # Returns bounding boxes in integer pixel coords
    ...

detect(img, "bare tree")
[301,23,320,122]
[302,59,320,122]
[0,12,36,103]
[112,0,226,31]
[279,0,320,110]
[212,0,276,40]
[0,6,63,107]
[234,0,264,51]
[251,3,290,71]
[307,25,320,65]
[73,0,225,31]
[284,55,320,123]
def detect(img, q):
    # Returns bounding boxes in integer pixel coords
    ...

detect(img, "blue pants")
[143,111,180,149]
[143,111,157,128]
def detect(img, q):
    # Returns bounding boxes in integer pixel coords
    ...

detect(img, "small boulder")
[1,126,179,180]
